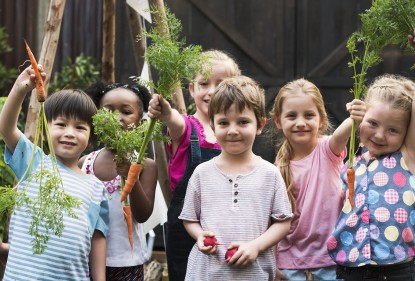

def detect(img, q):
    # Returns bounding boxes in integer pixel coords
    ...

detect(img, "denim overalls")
[165,124,220,281]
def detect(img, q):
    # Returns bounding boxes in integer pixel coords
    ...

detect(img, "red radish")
[225,247,238,261]
[204,236,218,247]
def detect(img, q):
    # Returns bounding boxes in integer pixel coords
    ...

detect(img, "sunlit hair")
[365,74,414,123]
[201,50,241,78]
[44,89,97,142]
[208,76,265,128]
[269,78,331,212]
[84,81,151,118]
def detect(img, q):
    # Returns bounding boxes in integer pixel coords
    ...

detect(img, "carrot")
[347,167,355,209]
[120,162,142,202]
[24,39,46,102]
[123,205,133,249]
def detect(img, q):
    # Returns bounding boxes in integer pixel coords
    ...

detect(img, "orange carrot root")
[24,40,46,102]
[347,168,355,209]
[120,162,142,202]
[123,205,133,249]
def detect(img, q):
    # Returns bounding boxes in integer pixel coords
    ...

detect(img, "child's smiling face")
[359,99,409,158]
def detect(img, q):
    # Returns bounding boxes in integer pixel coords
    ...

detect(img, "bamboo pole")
[102,0,116,83]
[24,0,67,141]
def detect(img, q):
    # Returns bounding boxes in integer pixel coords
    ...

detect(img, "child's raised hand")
[346,99,366,126]
[226,241,259,267]
[16,65,46,93]
[147,94,172,122]
[197,231,218,255]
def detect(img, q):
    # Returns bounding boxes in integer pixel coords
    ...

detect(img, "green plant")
[48,53,100,93]
[0,26,17,92]
[131,6,209,167]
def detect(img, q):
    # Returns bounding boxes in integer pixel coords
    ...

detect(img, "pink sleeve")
[166,115,191,192]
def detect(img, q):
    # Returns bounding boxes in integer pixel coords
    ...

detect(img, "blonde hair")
[269,78,331,212]
[365,74,414,119]
[201,50,241,78]
[209,76,265,127]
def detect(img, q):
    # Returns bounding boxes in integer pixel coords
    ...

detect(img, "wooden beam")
[24,0,66,140]
[127,6,146,74]
[188,0,279,76]
[307,37,349,77]
[102,0,116,83]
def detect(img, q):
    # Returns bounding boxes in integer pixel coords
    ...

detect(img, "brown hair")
[269,78,331,212]
[209,76,265,127]
[365,74,413,122]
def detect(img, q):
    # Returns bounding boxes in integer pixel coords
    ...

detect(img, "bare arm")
[0,66,45,153]
[329,99,366,156]
[147,94,186,155]
[89,231,106,281]
[0,240,9,257]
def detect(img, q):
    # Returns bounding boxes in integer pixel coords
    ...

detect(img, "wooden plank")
[188,0,279,76]
[308,37,350,77]
[102,0,116,83]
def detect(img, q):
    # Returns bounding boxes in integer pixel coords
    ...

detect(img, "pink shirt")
[277,136,346,269]
[167,115,221,192]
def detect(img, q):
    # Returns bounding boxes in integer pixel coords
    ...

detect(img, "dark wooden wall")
[1,0,415,161]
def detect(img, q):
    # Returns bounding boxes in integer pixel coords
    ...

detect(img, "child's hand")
[226,241,259,267]
[197,231,218,255]
[147,94,172,122]
[408,32,415,49]
[114,158,132,178]
[346,99,366,126]
[16,65,46,93]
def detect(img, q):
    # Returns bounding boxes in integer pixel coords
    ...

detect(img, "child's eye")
[306,113,316,118]
[239,120,249,125]
[388,128,398,134]
[122,110,132,115]
[198,81,209,87]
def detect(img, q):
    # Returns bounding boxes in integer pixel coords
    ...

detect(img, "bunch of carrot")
[24,39,46,102]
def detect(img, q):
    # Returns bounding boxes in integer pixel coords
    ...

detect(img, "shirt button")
[229,179,232,183]
[234,183,238,188]
[234,199,238,203]
[234,191,238,195]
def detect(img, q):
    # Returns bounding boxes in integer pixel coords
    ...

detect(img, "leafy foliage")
[93,108,169,164]
[132,6,210,99]
[0,26,17,92]
[49,53,100,93]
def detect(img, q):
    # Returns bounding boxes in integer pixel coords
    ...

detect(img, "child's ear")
[189,82,195,98]
[274,117,282,129]
[257,117,267,135]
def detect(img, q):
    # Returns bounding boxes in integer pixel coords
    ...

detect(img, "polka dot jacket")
[327,148,415,267]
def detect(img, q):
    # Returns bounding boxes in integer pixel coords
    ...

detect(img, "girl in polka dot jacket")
[327,74,415,281]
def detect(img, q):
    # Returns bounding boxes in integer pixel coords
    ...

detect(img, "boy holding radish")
[0,65,109,281]
[80,82,158,281]
[147,50,241,280]
[178,76,293,280]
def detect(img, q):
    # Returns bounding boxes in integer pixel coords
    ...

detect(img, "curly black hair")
[84,81,151,115]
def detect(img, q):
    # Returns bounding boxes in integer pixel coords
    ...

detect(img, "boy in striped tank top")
[179,76,293,280]
[0,65,109,281]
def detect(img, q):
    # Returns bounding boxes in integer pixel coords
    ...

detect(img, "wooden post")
[150,0,187,115]
[102,0,116,83]
[126,5,146,74]
[24,0,67,140]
